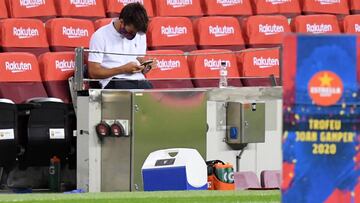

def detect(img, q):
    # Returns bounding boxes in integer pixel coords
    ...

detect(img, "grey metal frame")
[77,90,102,192]
[74,47,84,92]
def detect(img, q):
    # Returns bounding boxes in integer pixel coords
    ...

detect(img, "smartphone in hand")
[141,59,154,74]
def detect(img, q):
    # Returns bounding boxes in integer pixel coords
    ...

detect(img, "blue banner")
[282,35,360,203]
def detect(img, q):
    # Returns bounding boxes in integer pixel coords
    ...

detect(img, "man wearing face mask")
[88,3,155,89]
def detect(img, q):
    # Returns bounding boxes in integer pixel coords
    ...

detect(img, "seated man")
[88,3,155,89]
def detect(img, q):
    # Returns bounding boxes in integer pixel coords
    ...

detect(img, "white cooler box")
[142,148,207,191]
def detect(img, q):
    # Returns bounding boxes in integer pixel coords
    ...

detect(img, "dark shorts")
[104,80,153,89]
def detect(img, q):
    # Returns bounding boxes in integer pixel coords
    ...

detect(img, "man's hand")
[137,57,158,69]
[122,62,144,74]
[149,58,157,69]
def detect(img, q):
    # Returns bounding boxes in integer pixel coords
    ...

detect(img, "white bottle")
[219,61,228,88]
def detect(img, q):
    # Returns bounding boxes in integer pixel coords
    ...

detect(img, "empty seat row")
[146,15,288,50]
[144,48,280,88]
[0,52,74,103]
[1,0,105,21]
[1,0,360,21]
[0,52,47,103]
[0,18,94,56]
[2,15,360,57]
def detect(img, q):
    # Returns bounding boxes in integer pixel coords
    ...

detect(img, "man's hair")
[119,3,149,33]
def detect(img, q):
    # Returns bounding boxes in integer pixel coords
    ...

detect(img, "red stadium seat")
[38,52,75,103]
[193,17,245,51]
[236,48,280,86]
[251,0,301,17]
[94,18,113,30]
[350,0,360,14]
[187,49,242,88]
[45,18,95,52]
[242,15,290,48]
[0,0,8,19]
[301,0,349,16]
[0,19,49,56]
[145,50,193,88]
[105,0,154,17]
[291,15,340,34]
[147,17,196,52]
[343,15,360,34]
[0,52,47,103]
[202,0,252,17]
[6,0,56,22]
[55,0,105,21]
[153,0,202,17]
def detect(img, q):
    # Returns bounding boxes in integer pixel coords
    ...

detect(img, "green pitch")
[0,190,280,203]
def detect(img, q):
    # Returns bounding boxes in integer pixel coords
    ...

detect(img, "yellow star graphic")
[319,73,333,87]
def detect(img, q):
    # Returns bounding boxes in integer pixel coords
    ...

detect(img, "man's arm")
[88,32,145,79]
[88,62,144,79]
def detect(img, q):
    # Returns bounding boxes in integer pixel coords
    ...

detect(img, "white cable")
[82,76,278,81]
[83,47,281,56]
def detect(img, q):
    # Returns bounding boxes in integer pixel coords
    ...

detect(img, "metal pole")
[0,167,3,188]
[236,146,246,172]
[269,74,278,87]
[74,47,84,91]
[279,45,283,86]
